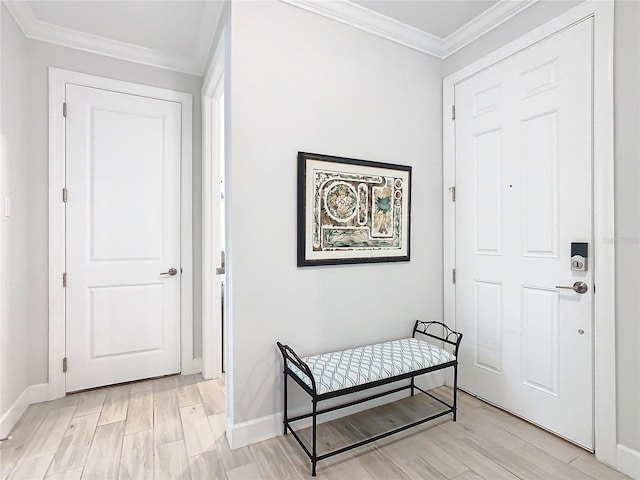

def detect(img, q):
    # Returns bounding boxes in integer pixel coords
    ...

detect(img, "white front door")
[454,19,593,448]
[65,84,182,392]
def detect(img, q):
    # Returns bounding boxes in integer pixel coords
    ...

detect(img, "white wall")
[227,0,443,433]
[0,2,32,424]
[443,0,640,458]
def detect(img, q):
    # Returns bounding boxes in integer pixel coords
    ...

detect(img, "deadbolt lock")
[570,243,588,271]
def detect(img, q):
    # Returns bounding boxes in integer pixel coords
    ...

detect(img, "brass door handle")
[555,281,588,294]
[160,268,178,276]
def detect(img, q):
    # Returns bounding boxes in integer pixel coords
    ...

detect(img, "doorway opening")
[201,33,227,385]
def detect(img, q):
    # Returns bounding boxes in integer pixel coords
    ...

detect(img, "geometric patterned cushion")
[288,338,455,395]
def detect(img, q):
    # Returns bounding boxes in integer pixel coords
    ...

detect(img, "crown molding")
[3,0,534,72]
[281,0,445,57]
[281,0,538,59]
[2,0,219,76]
[442,0,539,57]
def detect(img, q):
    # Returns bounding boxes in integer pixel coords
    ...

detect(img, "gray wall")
[443,0,640,454]
[227,0,443,425]
[0,2,32,420]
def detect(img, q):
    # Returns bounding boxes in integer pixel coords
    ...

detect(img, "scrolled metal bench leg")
[410,377,415,396]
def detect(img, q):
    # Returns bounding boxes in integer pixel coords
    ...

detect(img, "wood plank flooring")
[0,375,630,479]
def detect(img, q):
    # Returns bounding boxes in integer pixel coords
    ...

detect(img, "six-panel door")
[454,19,594,448]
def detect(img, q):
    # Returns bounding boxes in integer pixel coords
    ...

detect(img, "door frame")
[201,29,226,381]
[443,1,616,467]
[48,67,194,399]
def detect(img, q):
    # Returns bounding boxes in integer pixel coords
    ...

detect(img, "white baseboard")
[617,444,640,480]
[227,410,284,449]
[0,383,48,438]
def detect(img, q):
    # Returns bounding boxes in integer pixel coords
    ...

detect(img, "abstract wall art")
[297,152,411,266]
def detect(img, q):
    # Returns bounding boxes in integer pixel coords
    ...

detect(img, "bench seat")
[288,338,455,395]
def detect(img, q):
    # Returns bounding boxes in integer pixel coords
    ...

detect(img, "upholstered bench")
[277,320,463,476]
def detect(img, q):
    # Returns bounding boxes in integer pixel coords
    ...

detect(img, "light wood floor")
[0,375,630,480]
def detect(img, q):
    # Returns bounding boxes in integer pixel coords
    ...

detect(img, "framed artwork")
[297,151,411,266]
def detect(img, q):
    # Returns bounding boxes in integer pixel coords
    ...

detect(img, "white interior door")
[65,84,182,392]
[454,19,594,449]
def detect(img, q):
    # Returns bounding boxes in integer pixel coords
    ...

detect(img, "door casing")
[443,1,615,466]
[48,67,195,399]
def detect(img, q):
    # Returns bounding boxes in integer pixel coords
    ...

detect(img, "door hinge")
[452,268,456,284]
[452,105,456,120]
[450,186,456,202]
[62,272,67,287]
[62,188,68,203]
[63,102,67,118]
[62,357,68,373]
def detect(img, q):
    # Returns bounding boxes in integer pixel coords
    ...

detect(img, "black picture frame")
[297,151,412,267]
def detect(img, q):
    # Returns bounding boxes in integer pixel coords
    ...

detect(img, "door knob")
[160,268,178,276]
[555,281,588,294]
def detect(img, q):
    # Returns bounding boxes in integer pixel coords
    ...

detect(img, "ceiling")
[3,0,535,75]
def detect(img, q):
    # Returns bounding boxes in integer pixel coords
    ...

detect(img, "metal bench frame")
[276,320,463,476]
